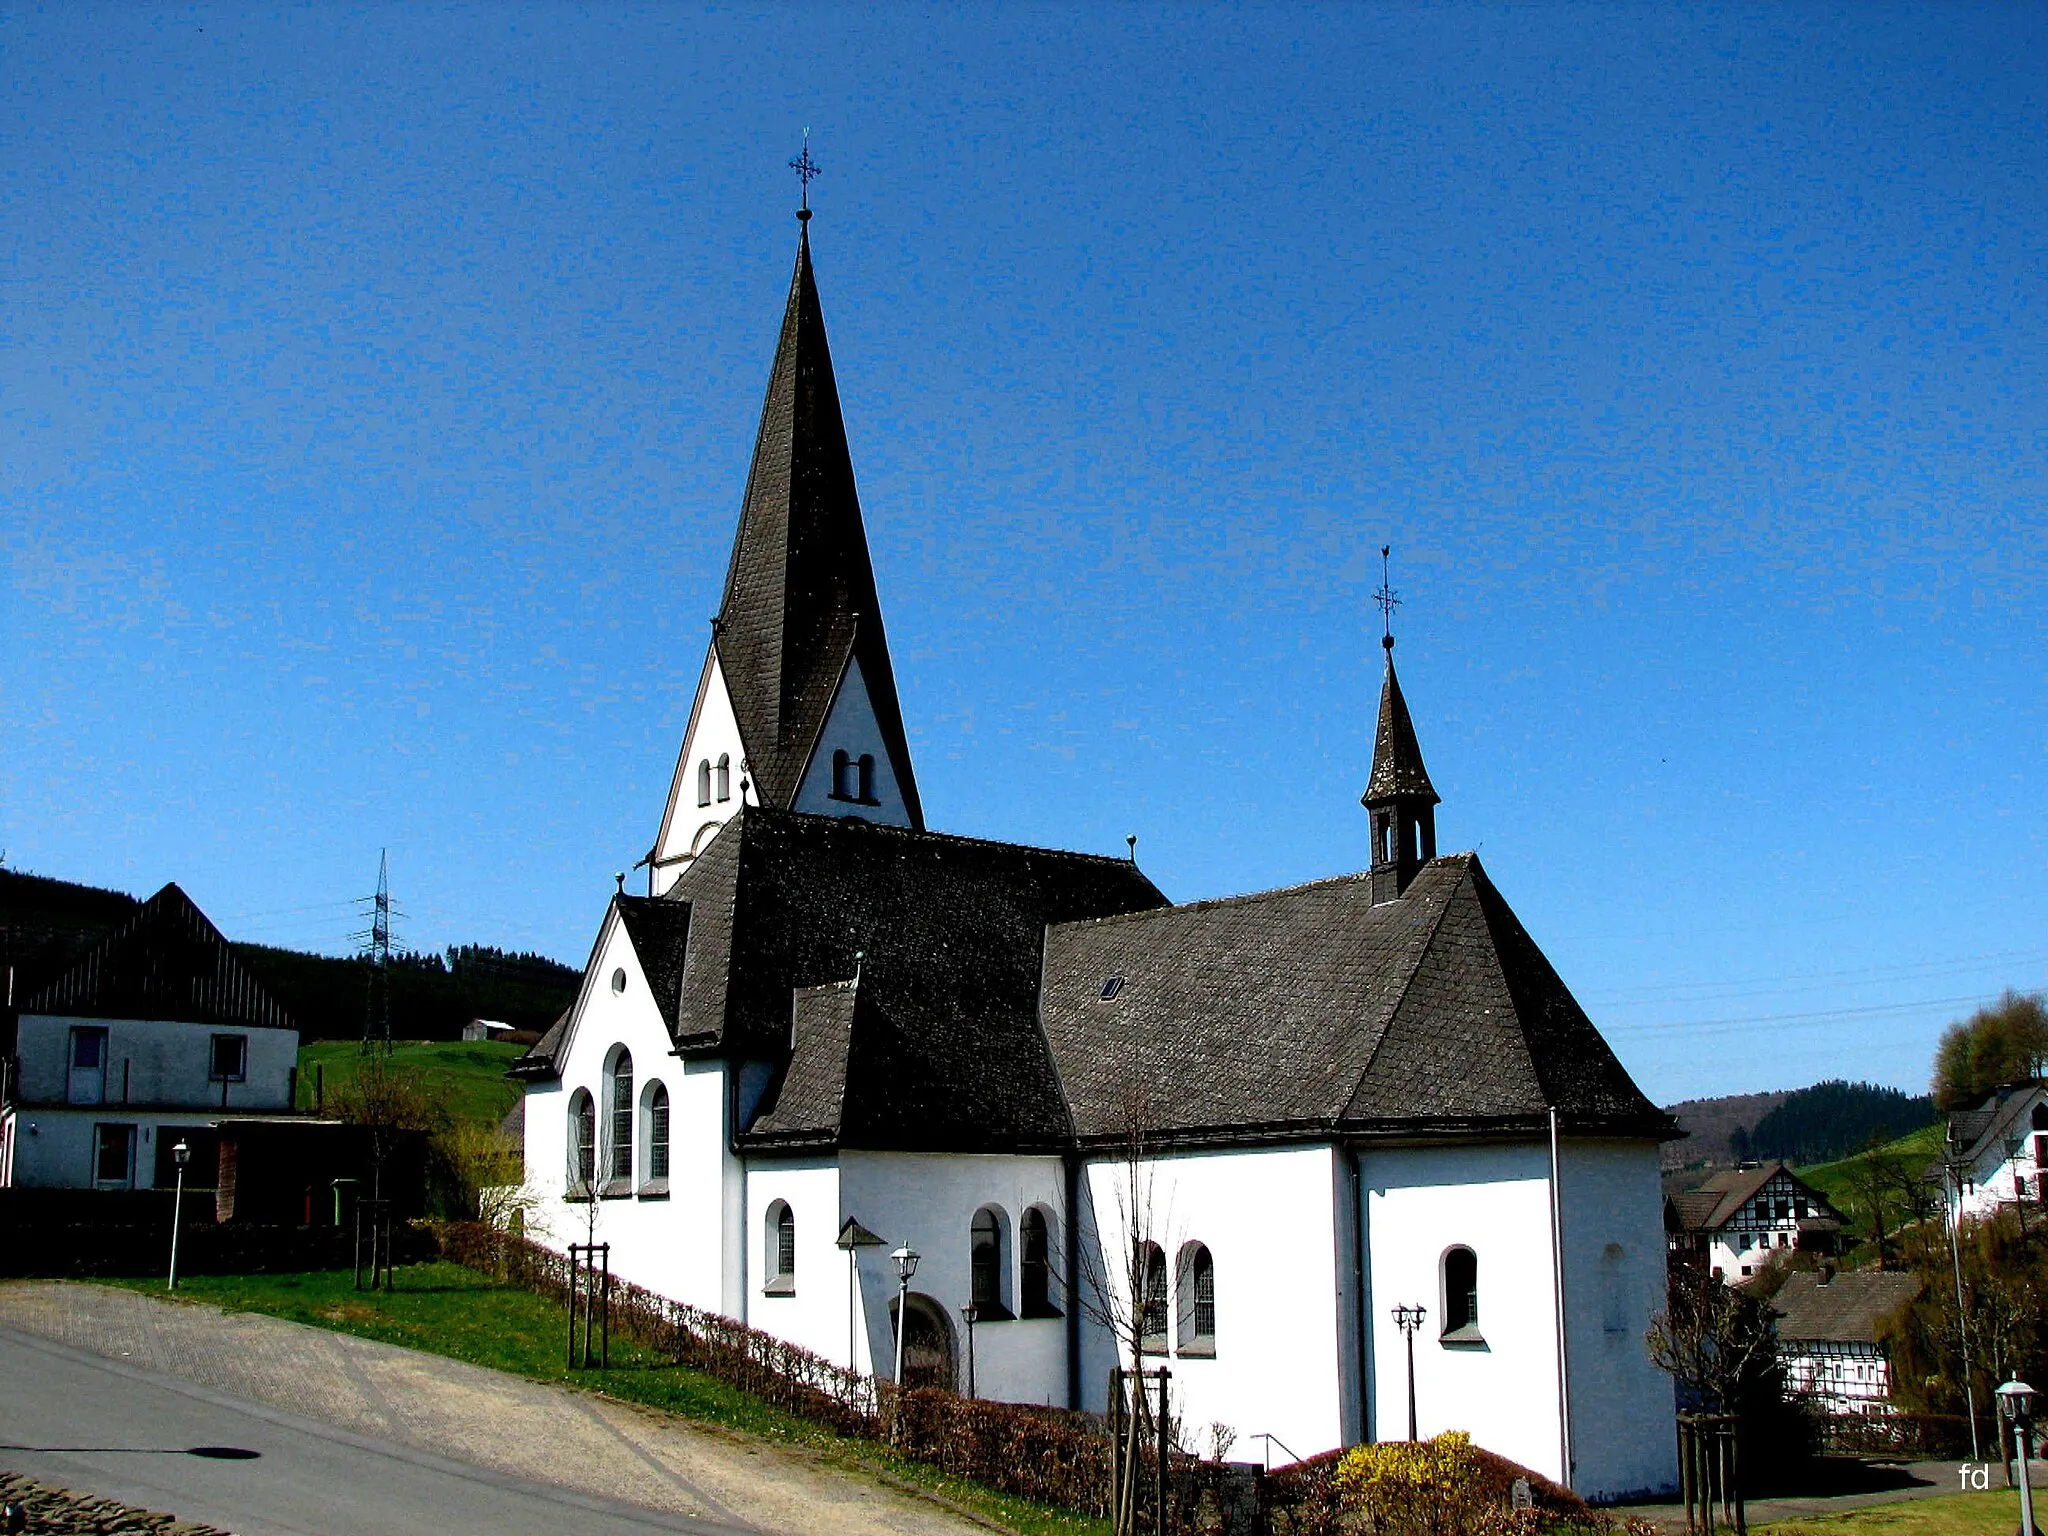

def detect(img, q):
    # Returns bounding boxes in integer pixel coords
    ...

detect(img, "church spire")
[1362,548,1438,903]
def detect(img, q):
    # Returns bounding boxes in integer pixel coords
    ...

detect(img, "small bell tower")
[1362,548,1439,904]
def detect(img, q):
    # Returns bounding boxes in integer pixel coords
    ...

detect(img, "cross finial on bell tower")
[789,131,821,222]
[1374,544,1400,652]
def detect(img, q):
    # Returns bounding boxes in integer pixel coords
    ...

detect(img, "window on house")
[971,1206,1011,1316]
[697,759,712,807]
[1176,1242,1216,1356]
[1442,1247,1480,1341]
[857,753,875,803]
[1600,1244,1626,1335]
[1020,1207,1059,1318]
[209,1034,248,1082]
[567,1090,595,1194]
[714,753,731,803]
[764,1200,795,1294]
[645,1081,669,1185]
[607,1049,633,1188]
[1137,1241,1168,1354]
[94,1123,135,1187]
[71,1028,106,1071]
[831,749,854,800]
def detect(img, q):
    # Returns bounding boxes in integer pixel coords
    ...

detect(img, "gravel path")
[0,1282,981,1536]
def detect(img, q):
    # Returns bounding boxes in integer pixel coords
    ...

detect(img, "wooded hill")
[1664,1079,1939,1173]
[0,867,579,1043]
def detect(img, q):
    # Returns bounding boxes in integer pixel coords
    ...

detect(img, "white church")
[513,206,1679,1502]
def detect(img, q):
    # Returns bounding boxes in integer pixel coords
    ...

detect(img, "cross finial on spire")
[789,131,820,222]
[1374,544,1400,652]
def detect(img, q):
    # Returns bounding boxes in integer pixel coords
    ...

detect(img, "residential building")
[1,883,299,1192]
[1665,1162,1845,1280]
[1773,1268,1922,1412]
[1941,1081,2048,1223]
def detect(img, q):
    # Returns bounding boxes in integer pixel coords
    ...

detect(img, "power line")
[1581,947,2048,1007]
[1605,988,2009,1039]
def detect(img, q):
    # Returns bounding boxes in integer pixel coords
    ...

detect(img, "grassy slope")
[114,1264,1107,1536]
[298,1040,526,1128]
[1796,1123,1947,1244]
[1757,1486,2036,1534]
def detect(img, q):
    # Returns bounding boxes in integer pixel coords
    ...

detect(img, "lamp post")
[890,1246,921,1389]
[1392,1303,1427,1441]
[1998,1380,2037,1536]
[960,1302,979,1399]
[167,1141,191,1291]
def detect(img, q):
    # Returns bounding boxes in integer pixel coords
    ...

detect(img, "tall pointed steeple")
[1362,551,1438,903]
[649,203,925,893]
[715,222,922,826]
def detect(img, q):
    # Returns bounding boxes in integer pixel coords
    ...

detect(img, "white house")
[1942,1081,2048,1223]
[513,210,1680,1502]
[1664,1162,1845,1282]
[1,883,300,1191]
[1772,1269,1921,1413]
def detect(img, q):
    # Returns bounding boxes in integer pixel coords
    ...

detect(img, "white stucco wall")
[838,1151,1070,1404]
[1358,1142,1566,1483]
[521,907,728,1311]
[14,1014,297,1112]
[1080,1144,1349,1461]
[743,1157,846,1364]
[1558,1139,1679,1501]
[652,649,755,896]
[0,1108,216,1189]
[790,657,912,827]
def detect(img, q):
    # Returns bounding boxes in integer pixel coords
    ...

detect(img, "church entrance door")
[890,1293,955,1390]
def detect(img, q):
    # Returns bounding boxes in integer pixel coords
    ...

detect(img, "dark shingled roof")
[21,882,295,1033]
[1363,654,1438,807]
[1039,853,1671,1146]
[613,896,693,1032]
[713,225,922,828]
[1773,1270,1922,1346]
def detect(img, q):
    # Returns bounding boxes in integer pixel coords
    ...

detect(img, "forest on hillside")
[1668,1079,1938,1171]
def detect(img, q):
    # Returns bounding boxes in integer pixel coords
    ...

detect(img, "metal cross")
[1374,544,1400,649]
[789,131,821,215]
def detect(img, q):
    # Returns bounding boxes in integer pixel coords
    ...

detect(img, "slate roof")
[1773,1270,1922,1346]
[20,882,295,1034]
[713,225,923,827]
[1039,853,1671,1146]
[613,897,693,1032]
[1363,653,1438,806]
[1944,1081,2046,1168]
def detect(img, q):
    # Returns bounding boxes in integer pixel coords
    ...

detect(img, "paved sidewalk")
[1613,1457,2048,1531]
[0,1281,982,1536]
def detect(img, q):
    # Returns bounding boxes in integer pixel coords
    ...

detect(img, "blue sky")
[4,4,2043,1103]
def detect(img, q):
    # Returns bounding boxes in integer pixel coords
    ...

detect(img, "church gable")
[789,653,913,826]
[651,648,750,892]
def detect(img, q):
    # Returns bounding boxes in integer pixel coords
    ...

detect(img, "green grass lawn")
[1797,1123,1947,1257]
[117,1264,1108,1536]
[299,1040,526,1127]
[1758,1485,2039,1533]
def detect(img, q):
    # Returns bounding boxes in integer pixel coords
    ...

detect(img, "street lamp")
[1392,1303,1427,1441]
[960,1302,980,1399]
[1997,1380,2037,1536]
[890,1246,921,1391]
[167,1141,191,1291]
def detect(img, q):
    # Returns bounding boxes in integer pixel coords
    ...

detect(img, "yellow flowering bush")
[1334,1432,1500,1535]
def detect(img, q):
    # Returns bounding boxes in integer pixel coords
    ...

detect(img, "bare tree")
[1646,1265,1781,1415]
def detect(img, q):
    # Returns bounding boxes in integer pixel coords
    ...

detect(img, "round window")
[610,968,627,995]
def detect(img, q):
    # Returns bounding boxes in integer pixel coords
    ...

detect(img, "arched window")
[1020,1207,1059,1318]
[831,749,853,800]
[857,753,875,803]
[697,759,712,807]
[567,1090,595,1194]
[714,753,731,803]
[764,1199,795,1294]
[1137,1241,1168,1354]
[1442,1246,1481,1341]
[971,1205,1012,1317]
[607,1048,633,1188]
[644,1081,670,1186]
[1176,1242,1216,1356]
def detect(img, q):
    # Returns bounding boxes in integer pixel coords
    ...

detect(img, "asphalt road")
[0,1326,756,1536]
